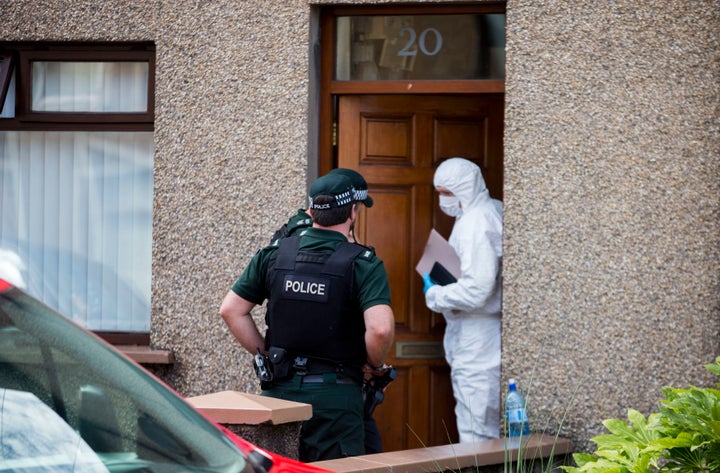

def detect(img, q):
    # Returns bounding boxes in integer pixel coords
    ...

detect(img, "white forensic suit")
[424,157,503,442]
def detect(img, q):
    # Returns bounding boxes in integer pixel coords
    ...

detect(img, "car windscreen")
[0,286,247,473]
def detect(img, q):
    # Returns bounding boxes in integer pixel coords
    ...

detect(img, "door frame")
[318,2,506,174]
[315,2,507,450]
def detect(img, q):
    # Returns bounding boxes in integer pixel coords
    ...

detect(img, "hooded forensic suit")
[425,158,502,442]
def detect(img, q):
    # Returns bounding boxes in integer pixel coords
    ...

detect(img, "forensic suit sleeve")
[424,228,500,314]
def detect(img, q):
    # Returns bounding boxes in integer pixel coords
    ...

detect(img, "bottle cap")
[509,378,517,389]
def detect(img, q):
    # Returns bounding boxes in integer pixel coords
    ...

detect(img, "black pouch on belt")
[268,346,291,380]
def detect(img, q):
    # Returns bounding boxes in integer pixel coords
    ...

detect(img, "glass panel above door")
[335,14,505,81]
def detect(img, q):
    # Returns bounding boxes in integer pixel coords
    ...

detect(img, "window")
[0,43,154,335]
[334,14,505,81]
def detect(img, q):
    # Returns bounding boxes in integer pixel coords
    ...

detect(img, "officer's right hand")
[422,273,436,294]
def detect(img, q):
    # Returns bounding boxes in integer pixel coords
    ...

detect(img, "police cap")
[308,173,355,210]
[328,168,374,208]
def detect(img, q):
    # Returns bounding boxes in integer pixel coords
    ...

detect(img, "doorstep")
[310,434,573,473]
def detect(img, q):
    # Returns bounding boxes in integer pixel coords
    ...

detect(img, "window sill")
[117,345,175,364]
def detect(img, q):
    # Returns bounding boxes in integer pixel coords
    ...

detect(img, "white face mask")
[439,195,462,217]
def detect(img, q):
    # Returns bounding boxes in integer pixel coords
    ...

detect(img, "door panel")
[339,94,503,451]
[357,186,414,325]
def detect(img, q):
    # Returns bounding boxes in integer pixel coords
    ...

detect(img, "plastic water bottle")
[505,378,531,437]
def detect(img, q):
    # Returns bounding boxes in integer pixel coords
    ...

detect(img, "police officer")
[220,172,395,462]
[269,168,388,455]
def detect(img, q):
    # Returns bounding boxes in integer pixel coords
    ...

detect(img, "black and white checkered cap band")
[353,188,369,202]
[308,188,355,210]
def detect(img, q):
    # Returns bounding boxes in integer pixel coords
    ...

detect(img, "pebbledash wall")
[2,0,718,453]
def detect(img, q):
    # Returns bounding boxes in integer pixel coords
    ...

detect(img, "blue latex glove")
[422,273,436,294]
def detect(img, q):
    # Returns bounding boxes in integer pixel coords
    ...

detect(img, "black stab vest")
[264,236,367,366]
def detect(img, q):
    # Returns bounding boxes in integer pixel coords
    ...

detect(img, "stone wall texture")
[2,0,718,454]
[502,0,719,451]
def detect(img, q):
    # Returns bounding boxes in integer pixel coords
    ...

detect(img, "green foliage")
[562,358,720,473]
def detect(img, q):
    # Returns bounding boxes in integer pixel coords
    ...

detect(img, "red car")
[0,278,333,473]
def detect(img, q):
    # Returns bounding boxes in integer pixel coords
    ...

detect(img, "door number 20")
[397,27,443,57]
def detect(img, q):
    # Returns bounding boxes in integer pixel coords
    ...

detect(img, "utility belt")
[254,346,363,389]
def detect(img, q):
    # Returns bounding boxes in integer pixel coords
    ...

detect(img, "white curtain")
[32,61,148,112]
[0,131,153,331]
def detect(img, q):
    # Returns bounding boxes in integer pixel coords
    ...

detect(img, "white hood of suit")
[434,157,494,215]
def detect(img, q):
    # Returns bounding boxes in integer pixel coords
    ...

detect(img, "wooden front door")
[338,94,504,451]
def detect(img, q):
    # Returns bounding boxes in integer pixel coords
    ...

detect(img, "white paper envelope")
[415,229,460,279]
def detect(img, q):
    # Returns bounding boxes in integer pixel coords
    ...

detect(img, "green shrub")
[562,357,720,473]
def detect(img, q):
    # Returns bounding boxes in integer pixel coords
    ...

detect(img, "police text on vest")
[285,279,326,296]
[281,275,331,302]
